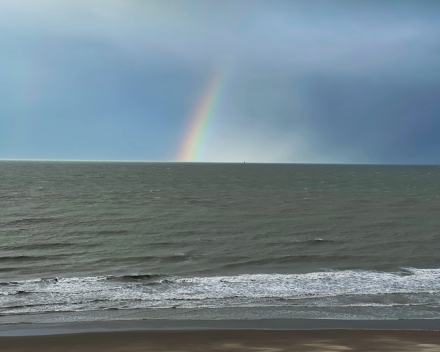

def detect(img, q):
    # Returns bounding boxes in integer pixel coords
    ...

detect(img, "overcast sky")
[1,0,439,163]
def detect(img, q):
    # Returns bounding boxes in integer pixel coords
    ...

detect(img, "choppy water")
[1,162,440,322]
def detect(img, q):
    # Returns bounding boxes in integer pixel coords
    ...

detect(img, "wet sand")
[2,330,440,351]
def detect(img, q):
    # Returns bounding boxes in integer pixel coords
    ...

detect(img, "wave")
[0,242,93,251]
[91,253,192,265]
[117,274,163,281]
[0,254,69,263]
[262,238,339,247]
[95,230,129,235]
[4,217,57,225]
[0,290,30,296]
[216,254,372,269]
[1,268,440,315]
[1,273,165,286]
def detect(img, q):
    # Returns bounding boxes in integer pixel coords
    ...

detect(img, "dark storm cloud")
[0,0,439,163]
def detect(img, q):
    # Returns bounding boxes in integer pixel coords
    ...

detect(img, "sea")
[1,161,440,324]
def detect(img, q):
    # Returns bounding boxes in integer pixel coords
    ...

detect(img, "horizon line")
[0,159,439,166]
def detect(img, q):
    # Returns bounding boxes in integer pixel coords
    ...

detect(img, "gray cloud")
[1,0,439,162]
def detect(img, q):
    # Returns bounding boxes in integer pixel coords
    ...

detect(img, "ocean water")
[1,161,440,323]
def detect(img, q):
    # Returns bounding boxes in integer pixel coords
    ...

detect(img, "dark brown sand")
[2,330,440,351]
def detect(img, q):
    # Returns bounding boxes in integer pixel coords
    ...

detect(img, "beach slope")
[2,330,440,351]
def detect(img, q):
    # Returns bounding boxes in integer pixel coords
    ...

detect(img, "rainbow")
[177,69,226,162]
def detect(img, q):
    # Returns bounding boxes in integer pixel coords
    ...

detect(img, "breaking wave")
[1,268,440,316]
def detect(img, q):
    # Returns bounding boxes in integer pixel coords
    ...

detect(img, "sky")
[1,0,439,164]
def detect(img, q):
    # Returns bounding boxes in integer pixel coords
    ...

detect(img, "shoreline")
[1,318,440,337]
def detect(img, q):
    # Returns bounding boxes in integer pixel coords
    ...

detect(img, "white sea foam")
[1,269,440,315]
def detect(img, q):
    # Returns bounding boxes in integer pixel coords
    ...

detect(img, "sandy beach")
[2,329,440,351]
